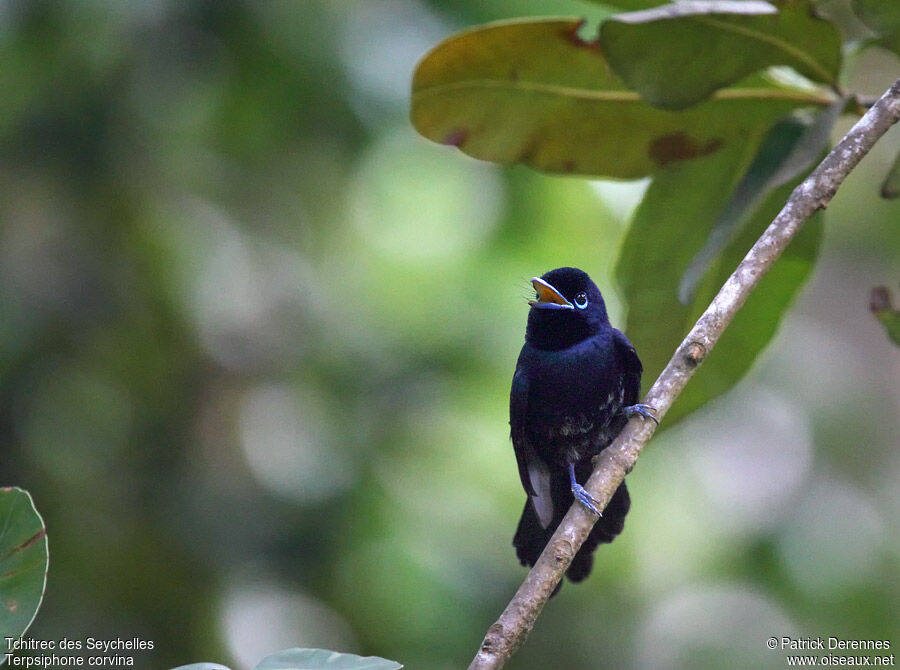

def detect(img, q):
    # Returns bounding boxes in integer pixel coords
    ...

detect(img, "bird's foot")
[624,403,659,425]
[571,483,602,516]
[568,462,601,515]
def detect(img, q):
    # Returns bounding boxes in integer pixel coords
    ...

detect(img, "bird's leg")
[568,463,601,516]
[623,403,659,425]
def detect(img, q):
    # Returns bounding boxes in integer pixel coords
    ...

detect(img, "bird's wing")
[510,368,536,497]
[511,367,555,527]
[613,329,643,406]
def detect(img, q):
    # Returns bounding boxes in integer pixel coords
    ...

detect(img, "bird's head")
[526,267,610,350]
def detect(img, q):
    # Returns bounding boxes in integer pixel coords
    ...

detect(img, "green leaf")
[678,98,842,302]
[870,286,900,345]
[255,648,403,670]
[600,0,843,109]
[411,18,831,179]
[0,488,48,656]
[880,148,900,198]
[852,0,900,56]
[616,135,823,427]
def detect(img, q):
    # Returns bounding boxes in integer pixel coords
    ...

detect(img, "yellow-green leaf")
[411,18,831,178]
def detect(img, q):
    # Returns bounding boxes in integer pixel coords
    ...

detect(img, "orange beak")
[529,277,574,310]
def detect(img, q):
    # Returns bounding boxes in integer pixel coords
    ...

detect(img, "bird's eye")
[574,292,588,309]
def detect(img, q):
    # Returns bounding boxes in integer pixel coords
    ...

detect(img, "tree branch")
[469,77,900,670]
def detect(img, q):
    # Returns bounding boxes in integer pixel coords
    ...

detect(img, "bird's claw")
[624,403,659,425]
[571,483,602,516]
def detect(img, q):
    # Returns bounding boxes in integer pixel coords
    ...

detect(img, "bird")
[510,267,655,588]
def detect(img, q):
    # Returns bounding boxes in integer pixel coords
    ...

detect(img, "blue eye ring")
[574,292,588,309]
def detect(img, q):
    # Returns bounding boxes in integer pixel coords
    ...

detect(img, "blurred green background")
[1,1,897,668]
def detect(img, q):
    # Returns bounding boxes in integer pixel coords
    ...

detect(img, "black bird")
[510,267,655,587]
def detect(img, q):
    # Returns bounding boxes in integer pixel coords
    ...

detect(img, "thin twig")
[469,77,900,670]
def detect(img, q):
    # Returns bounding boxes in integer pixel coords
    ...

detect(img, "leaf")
[255,648,403,670]
[170,665,232,670]
[616,135,823,427]
[869,286,900,345]
[411,18,831,179]
[880,148,900,198]
[852,0,900,56]
[678,98,843,302]
[584,0,667,9]
[600,0,843,109]
[0,488,48,656]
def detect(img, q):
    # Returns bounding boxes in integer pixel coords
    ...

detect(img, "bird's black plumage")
[510,267,649,588]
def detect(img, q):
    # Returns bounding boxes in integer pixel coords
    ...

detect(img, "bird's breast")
[519,337,627,465]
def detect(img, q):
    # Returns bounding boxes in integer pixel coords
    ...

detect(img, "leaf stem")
[414,79,835,108]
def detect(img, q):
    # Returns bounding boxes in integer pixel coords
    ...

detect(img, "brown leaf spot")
[649,133,723,167]
[442,128,468,148]
[563,159,576,173]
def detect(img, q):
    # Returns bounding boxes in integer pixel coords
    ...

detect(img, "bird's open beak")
[529,277,574,310]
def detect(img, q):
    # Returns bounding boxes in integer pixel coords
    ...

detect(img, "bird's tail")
[512,470,630,591]
[567,479,630,582]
